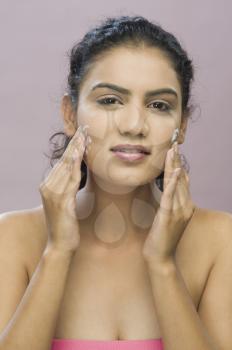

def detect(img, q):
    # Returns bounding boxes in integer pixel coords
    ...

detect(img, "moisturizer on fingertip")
[171,128,179,144]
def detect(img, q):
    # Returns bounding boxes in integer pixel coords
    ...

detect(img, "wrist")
[44,243,76,258]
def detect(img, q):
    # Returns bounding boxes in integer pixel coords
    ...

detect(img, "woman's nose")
[115,103,149,136]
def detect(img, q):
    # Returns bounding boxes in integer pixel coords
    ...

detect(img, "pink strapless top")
[51,338,163,350]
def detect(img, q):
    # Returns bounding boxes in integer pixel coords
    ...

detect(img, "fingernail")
[72,148,80,161]
[75,126,83,138]
[79,127,87,142]
[174,167,181,176]
[171,128,179,143]
[82,125,89,136]
[85,136,91,148]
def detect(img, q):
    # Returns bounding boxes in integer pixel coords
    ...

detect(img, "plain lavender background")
[0,0,231,214]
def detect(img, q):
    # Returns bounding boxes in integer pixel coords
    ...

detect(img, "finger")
[184,171,190,191]
[69,129,92,191]
[44,127,87,192]
[176,169,193,213]
[163,141,182,192]
[169,142,183,211]
[69,145,86,191]
[173,168,188,212]
[163,145,175,191]
[160,168,181,214]
[46,126,85,178]
[61,126,87,164]
[172,142,182,168]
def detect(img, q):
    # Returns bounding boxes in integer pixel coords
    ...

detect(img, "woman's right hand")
[39,125,90,254]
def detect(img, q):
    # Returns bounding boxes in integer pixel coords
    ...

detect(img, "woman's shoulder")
[185,205,232,259]
[0,205,48,263]
[0,205,46,237]
[193,205,232,237]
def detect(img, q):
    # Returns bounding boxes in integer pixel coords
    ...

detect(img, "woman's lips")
[111,150,149,162]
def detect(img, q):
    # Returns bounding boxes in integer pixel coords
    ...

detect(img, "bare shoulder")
[195,206,232,238]
[185,205,232,262]
[0,205,47,269]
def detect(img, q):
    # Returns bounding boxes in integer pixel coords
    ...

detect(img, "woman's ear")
[61,94,77,137]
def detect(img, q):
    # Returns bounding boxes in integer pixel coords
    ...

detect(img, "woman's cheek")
[149,120,175,149]
[77,102,110,141]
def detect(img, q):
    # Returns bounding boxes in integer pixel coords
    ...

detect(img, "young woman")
[0,15,232,350]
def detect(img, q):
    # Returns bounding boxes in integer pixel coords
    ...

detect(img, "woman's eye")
[149,101,171,112]
[97,97,120,105]
[97,98,171,112]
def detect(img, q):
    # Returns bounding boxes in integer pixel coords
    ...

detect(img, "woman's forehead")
[81,46,181,97]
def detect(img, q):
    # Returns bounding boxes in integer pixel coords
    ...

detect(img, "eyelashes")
[149,101,171,112]
[96,97,172,113]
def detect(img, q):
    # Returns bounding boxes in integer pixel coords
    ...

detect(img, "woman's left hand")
[142,141,196,265]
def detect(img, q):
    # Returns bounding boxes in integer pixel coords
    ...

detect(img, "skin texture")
[61,45,189,248]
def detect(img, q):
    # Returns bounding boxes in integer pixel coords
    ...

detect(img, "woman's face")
[75,45,183,190]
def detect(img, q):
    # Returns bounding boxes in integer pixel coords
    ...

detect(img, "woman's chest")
[51,237,213,341]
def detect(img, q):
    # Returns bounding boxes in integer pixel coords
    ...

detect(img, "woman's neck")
[76,170,160,247]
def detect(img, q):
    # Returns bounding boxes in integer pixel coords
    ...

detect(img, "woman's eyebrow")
[90,82,178,99]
